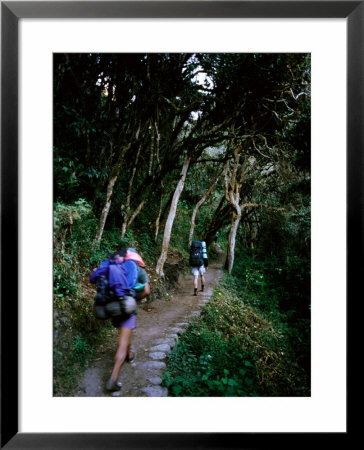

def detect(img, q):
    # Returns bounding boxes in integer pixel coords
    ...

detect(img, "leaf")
[172,385,183,396]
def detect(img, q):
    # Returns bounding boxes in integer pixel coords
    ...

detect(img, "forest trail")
[74,246,225,397]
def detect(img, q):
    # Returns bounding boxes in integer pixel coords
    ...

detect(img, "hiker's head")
[111,249,126,261]
[116,248,128,261]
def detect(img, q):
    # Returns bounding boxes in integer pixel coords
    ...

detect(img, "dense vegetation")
[54,53,310,396]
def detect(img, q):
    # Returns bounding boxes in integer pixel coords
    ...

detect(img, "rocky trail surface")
[74,247,225,397]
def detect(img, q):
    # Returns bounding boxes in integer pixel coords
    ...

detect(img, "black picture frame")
[1,1,358,448]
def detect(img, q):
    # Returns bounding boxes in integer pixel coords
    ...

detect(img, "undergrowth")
[162,270,310,397]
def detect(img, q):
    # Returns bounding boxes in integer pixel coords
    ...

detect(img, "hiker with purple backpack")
[90,248,150,392]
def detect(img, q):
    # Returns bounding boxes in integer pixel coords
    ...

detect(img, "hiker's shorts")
[191,266,206,276]
[112,313,137,330]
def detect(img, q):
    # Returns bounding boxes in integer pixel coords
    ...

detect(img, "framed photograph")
[2,1,357,448]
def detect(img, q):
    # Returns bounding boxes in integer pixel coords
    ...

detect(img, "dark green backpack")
[189,240,204,267]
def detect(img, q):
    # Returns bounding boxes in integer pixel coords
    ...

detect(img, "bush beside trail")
[162,271,310,397]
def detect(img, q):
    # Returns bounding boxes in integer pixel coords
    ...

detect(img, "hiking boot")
[106,379,122,392]
[200,285,204,292]
[193,288,197,296]
[126,350,135,363]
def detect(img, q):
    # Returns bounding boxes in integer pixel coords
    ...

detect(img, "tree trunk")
[157,190,174,232]
[95,124,141,244]
[188,171,220,246]
[204,195,226,244]
[226,209,241,274]
[156,154,191,276]
[153,117,163,243]
[121,144,142,238]
[95,173,119,244]
[154,191,164,243]
[223,144,244,273]
[95,145,130,244]
[124,199,146,232]
[203,194,214,226]
[121,218,128,240]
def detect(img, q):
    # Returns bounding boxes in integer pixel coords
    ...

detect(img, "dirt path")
[75,247,225,397]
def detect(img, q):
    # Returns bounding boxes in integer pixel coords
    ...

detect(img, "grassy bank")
[162,266,310,397]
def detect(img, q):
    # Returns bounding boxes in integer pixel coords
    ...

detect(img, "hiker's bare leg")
[110,326,132,383]
[127,342,132,360]
[193,275,198,289]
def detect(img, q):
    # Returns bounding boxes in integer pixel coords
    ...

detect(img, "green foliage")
[163,275,309,396]
[229,229,310,384]
[53,349,78,395]
[54,258,80,302]
[53,199,95,303]
[54,198,93,232]
[53,326,111,396]
[71,335,94,362]
[254,207,310,317]
[162,320,258,397]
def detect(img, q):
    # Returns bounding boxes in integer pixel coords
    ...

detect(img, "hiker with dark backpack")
[189,240,208,296]
[90,248,150,392]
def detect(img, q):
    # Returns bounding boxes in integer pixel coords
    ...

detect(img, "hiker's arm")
[136,282,150,300]
[135,267,150,300]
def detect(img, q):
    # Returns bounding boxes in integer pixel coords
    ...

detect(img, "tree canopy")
[54,52,310,274]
